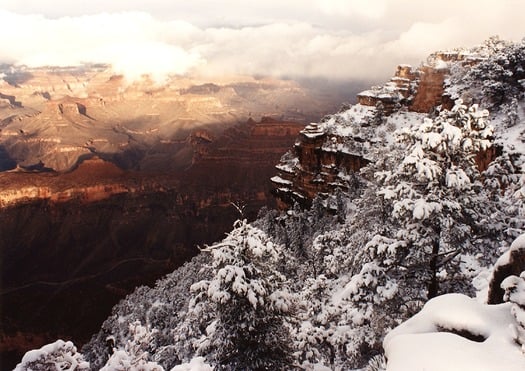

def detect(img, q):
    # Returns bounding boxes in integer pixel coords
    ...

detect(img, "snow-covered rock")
[384,294,525,371]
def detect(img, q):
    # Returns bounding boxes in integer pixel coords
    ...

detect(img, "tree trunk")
[427,239,440,298]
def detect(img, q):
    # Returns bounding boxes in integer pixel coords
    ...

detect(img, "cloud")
[316,0,387,19]
[0,1,523,83]
[0,11,203,83]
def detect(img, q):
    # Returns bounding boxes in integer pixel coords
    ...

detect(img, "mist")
[0,1,524,82]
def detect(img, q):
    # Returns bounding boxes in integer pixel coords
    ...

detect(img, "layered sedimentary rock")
[272,122,369,207]
[0,65,349,172]
[272,50,495,208]
[0,116,308,368]
[0,64,356,368]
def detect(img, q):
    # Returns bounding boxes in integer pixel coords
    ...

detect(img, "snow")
[357,89,378,98]
[15,340,89,371]
[171,357,213,371]
[270,175,292,186]
[446,167,470,189]
[496,100,525,156]
[384,294,525,371]
[412,198,442,220]
[421,131,443,149]
[358,82,402,101]
[300,123,325,139]
[434,59,449,70]
[441,120,462,145]
[320,104,375,138]
[301,361,334,371]
[502,272,525,305]
[276,151,299,174]
[491,233,525,274]
[302,131,325,139]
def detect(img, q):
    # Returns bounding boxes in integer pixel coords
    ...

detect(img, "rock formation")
[488,237,525,304]
[272,50,496,208]
[0,65,350,172]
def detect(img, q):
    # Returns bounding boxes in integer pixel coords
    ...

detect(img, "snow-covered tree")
[189,219,295,370]
[447,37,525,109]
[290,184,400,369]
[83,253,213,370]
[372,100,496,298]
[290,100,505,369]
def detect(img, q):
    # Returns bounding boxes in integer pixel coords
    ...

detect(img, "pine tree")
[371,100,496,298]
[190,220,295,370]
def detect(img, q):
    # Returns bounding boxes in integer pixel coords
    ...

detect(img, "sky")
[0,0,524,83]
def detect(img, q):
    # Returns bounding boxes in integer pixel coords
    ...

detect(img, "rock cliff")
[272,50,497,207]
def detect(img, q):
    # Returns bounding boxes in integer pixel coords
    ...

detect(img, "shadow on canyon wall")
[0,190,257,369]
[0,116,304,369]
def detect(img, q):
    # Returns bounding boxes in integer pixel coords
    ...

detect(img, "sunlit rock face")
[0,64,351,368]
[0,64,349,172]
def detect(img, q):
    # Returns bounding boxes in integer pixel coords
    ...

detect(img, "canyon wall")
[0,117,306,368]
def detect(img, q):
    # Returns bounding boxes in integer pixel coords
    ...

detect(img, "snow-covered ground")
[384,294,525,371]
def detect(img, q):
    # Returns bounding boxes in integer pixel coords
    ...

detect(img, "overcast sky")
[0,0,524,83]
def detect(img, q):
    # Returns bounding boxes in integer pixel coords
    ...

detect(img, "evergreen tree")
[371,100,496,298]
[190,220,295,370]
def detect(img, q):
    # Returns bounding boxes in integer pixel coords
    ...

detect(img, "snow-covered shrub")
[83,253,212,370]
[101,321,164,371]
[14,340,89,371]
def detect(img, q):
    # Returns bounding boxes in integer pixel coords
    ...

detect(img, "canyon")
[1,51,499,368]
[0,64,355,368]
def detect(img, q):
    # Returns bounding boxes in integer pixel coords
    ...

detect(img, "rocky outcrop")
[409,65,448,113]
[0,158,132,206]
[272,123,368,207]
[356,64,414,114]
[355,51,487,115]
[488,235,525,304]
[272,50,495,208]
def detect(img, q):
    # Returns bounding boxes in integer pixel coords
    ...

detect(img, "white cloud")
[316,0,387,19]
[0,11,204,82]
[0,1,523,83]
